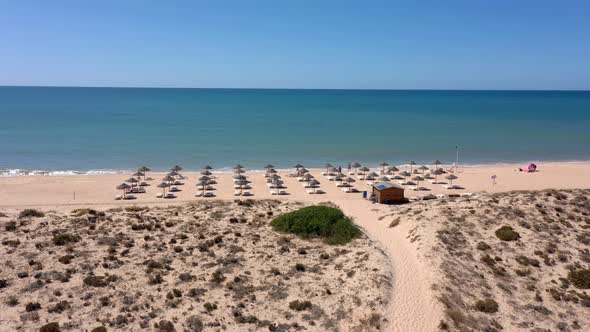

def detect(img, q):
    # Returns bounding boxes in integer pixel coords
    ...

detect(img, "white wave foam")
[0,168,129,177]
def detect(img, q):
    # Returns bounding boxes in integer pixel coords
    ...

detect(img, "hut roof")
[373,182,404,191]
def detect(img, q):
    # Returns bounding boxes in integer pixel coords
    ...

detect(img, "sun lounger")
[139,182,149,186]
[272,190,288,195]
[123,195,136,200]
[156,193,163,198]
[173,180,182,185]
[164,193,175,199]
[444,184,464,190]
[242,191,253,196]
[412,186,430,191]
[203,192,215,197]
[461,192,474,197]
[341,187,357,193]
[114,194,123,200]
[365,181,374,186]
[195,192,203,197]
[436,194,446,199]
[400,181,416,186]
[234,190,242,196]
[306,189,316,194]
[169,186,179,192]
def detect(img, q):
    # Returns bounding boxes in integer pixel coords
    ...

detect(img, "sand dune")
[1,162,590,331]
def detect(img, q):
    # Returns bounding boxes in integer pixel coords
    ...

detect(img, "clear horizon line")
[1,84,589,92]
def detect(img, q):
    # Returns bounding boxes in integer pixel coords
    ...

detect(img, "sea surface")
[1,87,589,175]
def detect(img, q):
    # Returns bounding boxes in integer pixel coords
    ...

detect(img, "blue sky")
[1,1,589,90]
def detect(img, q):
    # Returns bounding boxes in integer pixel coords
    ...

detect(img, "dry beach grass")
[380,189,590,331]
[0,200,391,331]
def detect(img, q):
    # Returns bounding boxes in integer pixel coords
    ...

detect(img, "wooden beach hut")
[372,182,405,204]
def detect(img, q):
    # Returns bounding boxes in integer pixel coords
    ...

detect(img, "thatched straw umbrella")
[203,165,213,170]
[433,160,442,171]
[157,182,169,196]
[126,177,139,188]
[198,175,210,181]
[412,175,425,186]
[301,173,313,181]
[171,165,182,171]
[359,166,370,174]
[268,174,280,183]
[264,164,274,170]
[116,183,130,198]
[233,164,244,170]
[432,169,443,183]
[419,165,429,174]
[162,175,175,184]
[235,179,247,195]
[366,172,378,179]
[344,176,355,183]
[308,179,319,193]
[324,163,333,174]
[272,178,283,194]
[167,170,178,177]
[379,162,389,173]
[200,170,212,176]
[196,180,208,194]
[132,171,145,180]
[351,162,361,173]
[399,170,411,182]
[293,163,303,171]
[138,166,150,180]
[377,176,390,182]
[234,168,245,175]
[446,174,458,185]
[409,161,416,174]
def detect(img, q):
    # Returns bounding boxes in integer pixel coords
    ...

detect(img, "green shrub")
[289,300,312,311]
[568,269,590,289]
[52,233,81,246]
[124,206,148,212]
[474,299,499,313]
[495,226,520,241]
[476,241,491,251]
[19,209,44,219]
[271,206,360,245]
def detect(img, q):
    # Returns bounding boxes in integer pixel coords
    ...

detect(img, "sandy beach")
[2,162,590,331]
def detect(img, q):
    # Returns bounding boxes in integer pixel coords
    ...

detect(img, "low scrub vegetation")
[18,209,44,219]
[568,269,590,289]
[271,205,360,245]
[495,226,520,241]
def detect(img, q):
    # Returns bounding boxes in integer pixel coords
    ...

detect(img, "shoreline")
[3,160,590,177]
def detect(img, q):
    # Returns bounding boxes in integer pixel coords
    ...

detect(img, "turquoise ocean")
[1,87,589,175]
